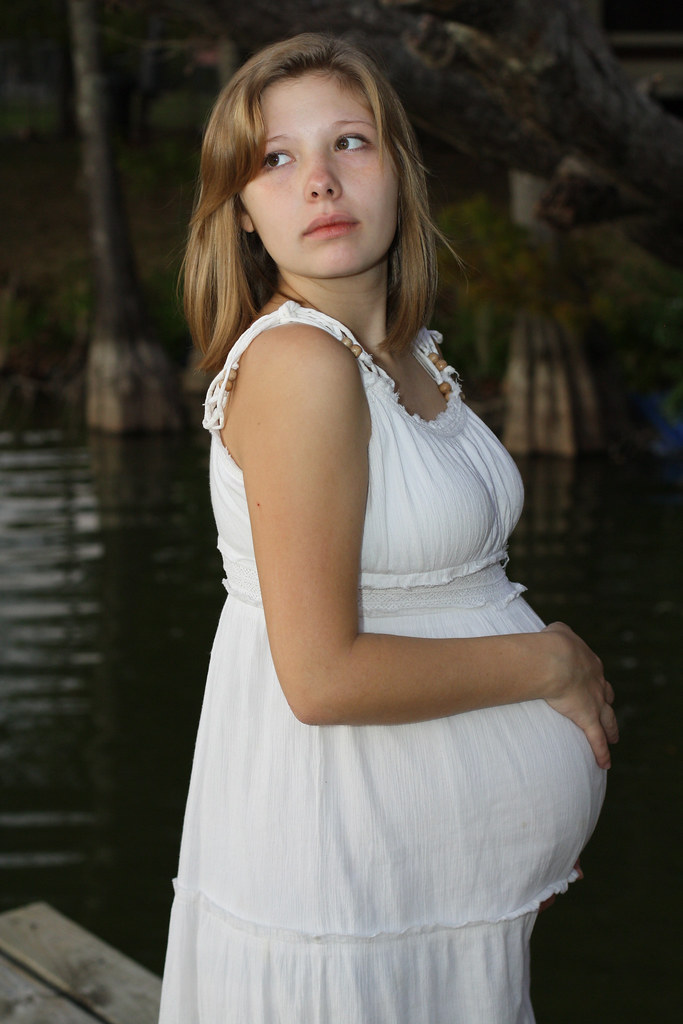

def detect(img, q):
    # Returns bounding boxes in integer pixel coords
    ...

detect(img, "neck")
[270,267,389,354]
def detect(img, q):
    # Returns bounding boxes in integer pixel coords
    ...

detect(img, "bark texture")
[503,172,604,456]
[502,312,604,456]
[155,0,683,267]
[68,0,182,432]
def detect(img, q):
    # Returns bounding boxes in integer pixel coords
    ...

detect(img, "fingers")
[542,624,618,768]
[600,701,619,745]
[585,700,618,769]
[585,720,612,771]
[538,893,557,913]
[544,620,571,636]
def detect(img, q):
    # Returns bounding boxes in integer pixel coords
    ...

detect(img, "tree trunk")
[217,36,239,87]
[502,171,605,456]
[68,0,182,433]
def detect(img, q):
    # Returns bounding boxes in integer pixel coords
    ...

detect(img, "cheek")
[240,183,291,239]
[239,181,270,230]
[240,203,291,264]
[373,166,399,216]
[377,177,399,237]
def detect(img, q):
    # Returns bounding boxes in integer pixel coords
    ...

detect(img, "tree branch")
[145,0,683,265]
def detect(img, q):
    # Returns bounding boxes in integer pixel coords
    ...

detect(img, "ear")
[240,209,255,233]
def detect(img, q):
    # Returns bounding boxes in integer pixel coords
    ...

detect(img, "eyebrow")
[265,119,376,145]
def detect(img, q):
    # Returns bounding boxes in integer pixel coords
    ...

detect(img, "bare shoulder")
[240,322,361,389]
[224,322,370,461]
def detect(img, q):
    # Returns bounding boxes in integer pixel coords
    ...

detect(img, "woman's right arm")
[223,324,618,768]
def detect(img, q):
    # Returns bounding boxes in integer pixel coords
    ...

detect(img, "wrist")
[533,625,571,702]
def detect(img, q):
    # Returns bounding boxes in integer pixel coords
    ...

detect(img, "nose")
[306,157,340,200]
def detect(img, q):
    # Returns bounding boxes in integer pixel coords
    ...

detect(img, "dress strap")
[202,300,375,433]
[413,328,461,401]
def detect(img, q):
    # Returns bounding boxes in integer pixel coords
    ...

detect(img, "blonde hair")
[184,33,446,372]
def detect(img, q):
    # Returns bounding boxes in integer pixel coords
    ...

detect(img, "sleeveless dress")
[159,301,606,1024]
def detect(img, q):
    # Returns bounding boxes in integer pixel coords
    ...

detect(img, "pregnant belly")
[308,696,607,933]
[309,592,608,930]
[197,592,606,934]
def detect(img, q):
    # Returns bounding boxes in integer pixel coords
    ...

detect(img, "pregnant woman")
[159,33,617,1023]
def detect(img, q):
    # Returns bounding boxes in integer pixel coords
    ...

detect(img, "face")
[239,73,399,298]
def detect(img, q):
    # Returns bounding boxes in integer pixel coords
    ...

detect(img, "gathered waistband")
[359,564,525,615]
[221,559,525,615]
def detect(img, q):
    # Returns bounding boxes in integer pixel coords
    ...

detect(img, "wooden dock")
[0,902,161,1023]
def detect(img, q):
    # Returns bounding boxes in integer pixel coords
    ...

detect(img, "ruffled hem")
[171,872,578,943]
[160,880,538,1023]
[363,326,467,435]
[359,551,509,590]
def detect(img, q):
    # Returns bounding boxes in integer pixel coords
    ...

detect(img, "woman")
[159,32,617,1023]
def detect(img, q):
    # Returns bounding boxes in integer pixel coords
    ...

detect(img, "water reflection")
[0,428,103,923]
[510,456,682,1022]
[0,426,680,1020]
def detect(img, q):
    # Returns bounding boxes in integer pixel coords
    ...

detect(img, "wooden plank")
[0,903,161,1024]
[0,956,97,1024]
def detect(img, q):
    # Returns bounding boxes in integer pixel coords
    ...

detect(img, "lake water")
[0,413,681,1021]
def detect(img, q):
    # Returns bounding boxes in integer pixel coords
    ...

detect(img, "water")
[0,419,681,1021]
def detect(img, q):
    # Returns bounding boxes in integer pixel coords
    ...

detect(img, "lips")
[303,214,358,237]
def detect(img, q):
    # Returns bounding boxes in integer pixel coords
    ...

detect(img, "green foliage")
[0,101,59,136]
[0,2,199,378]
[145,265,190,364]
[0,130,195,372]
[1,260,190,375]
[0,0,64,38]
[440,196,570,317]
[434,195,683,408]
[583,233,683,407]
[0,271,92,375]
[115,133,198,194]
[150,89,216,133]
[434,195,587,387]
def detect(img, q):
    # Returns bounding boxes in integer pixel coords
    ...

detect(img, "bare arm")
[224,324,618,767]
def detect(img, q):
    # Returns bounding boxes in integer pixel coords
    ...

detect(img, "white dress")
[159,301,606,1024]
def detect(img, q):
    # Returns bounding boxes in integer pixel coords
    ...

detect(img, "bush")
[434,195,683,413]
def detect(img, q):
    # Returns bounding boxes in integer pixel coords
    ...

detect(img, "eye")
[335,135,366,152]
[263,151,293,169]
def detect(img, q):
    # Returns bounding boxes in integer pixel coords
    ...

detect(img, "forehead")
[260,73,374,130]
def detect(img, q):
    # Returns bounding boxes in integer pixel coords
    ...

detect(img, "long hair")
[184,33,446,372]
